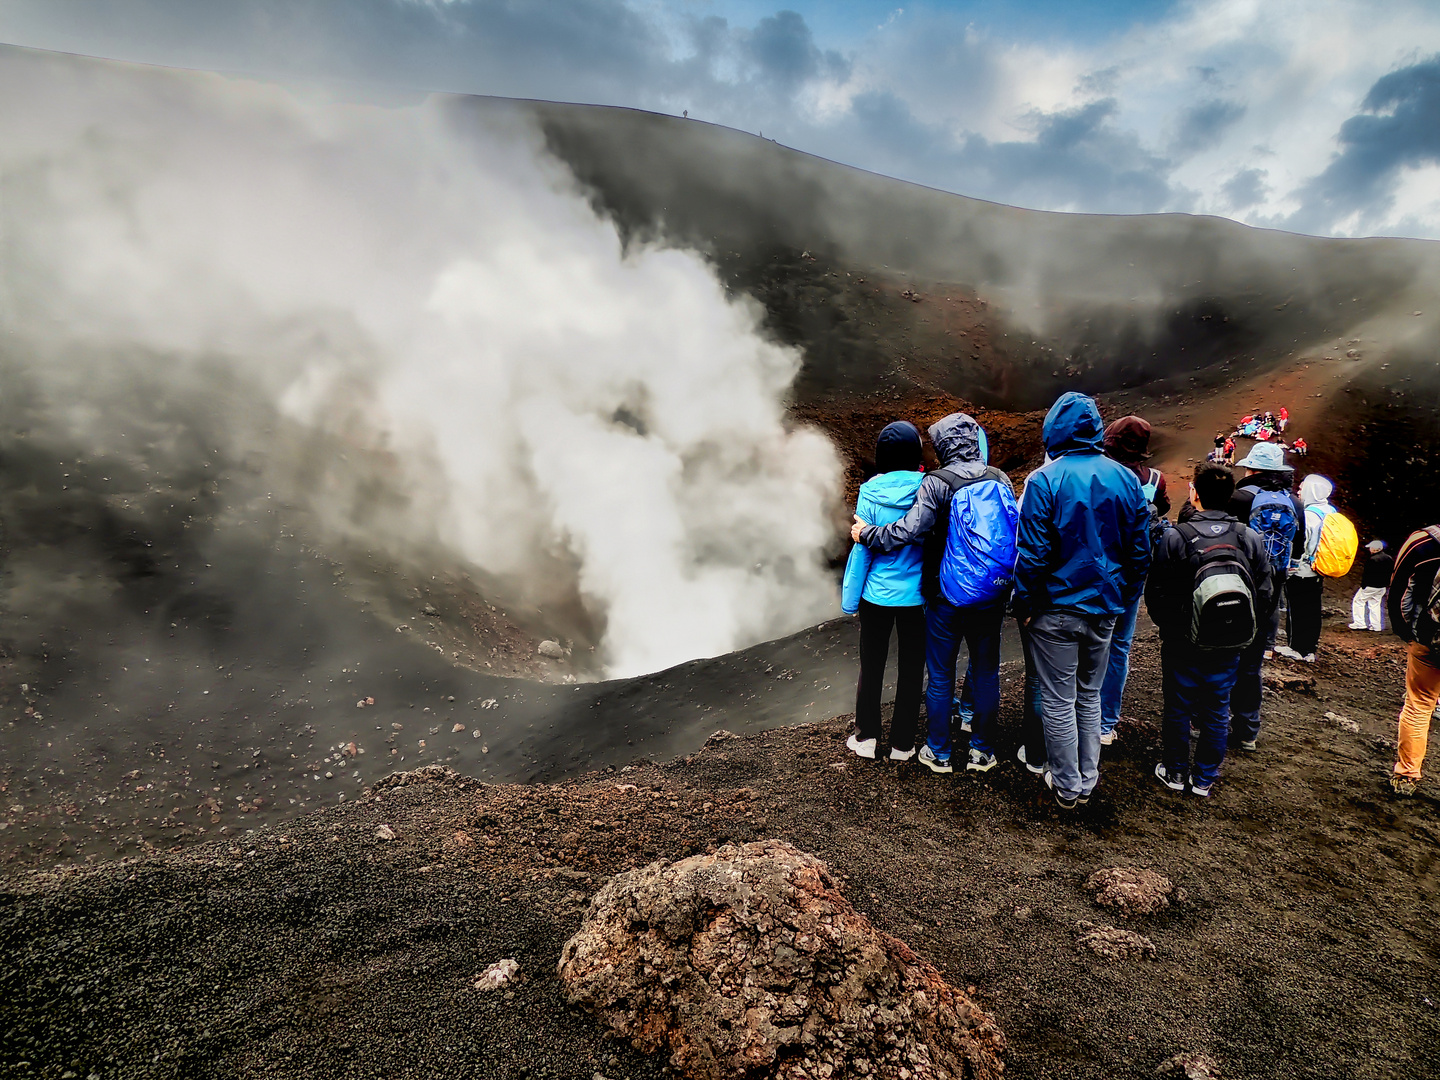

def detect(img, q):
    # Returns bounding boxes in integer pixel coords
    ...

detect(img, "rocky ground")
[4,584,1437,1080]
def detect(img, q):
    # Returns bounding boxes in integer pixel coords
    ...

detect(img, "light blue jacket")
[842,470,925,612]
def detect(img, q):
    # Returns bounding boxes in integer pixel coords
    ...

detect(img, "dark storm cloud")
[1289,54,1440,232]
[1222,167,1268,210]
[1169,98,1245,156]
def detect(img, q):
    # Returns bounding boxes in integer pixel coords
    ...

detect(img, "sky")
[2,0,1439,239]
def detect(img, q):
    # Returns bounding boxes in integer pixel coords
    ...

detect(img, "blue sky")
[2,0,1439,239]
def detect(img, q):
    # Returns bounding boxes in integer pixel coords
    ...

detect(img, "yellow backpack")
[1309,505,1358,578]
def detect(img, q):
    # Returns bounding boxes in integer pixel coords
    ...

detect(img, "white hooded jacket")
[1293,475,1335,579]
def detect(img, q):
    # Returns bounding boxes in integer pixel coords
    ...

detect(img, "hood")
[1042,392,1105,456]
[874,421,922,473]
[1103,415,1152,463]
[928,412,984,470]
[1299,474,1334,506]
[861,468,925,510]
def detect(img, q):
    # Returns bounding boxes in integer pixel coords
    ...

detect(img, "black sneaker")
[1154,763,1186,792]
[1043,769,1079,809]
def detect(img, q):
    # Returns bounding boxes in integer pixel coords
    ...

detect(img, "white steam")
[0,49,842,677]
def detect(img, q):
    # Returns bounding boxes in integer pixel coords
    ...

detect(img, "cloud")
[1221,167,1268,210]
[1169,98,1246,157]
[1287,54,1440,234]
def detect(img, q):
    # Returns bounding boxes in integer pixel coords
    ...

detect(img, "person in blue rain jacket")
[841,422,926,761]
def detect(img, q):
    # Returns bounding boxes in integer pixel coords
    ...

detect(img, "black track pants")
[855,599,926,751]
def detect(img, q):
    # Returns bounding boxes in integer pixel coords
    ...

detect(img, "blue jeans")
[1161,641,1243,787]
[1099,593,1143,735]
[955,660,975,726]
[1029,609,1117,800]
[924,598,1004,760]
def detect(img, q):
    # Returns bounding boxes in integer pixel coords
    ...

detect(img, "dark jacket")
[1362,550,1395,590]
[1388,529,1440,645]
[1013,393,1152,620]
[1145,509,1274,646]
[860,413,1013,601]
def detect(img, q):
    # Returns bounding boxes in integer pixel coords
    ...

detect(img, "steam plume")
[0,48,842,677]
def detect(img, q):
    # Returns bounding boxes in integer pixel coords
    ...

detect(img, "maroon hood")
[1103,415,1153,463]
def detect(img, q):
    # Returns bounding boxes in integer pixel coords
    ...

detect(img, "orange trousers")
[1395,643,1440,780]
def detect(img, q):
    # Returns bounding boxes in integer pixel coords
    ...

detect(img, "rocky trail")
[4,583,1437,1080]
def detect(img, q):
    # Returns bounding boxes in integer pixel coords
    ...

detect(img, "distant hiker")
[1012,393,1151,809]
[1277,475,1356,663]
[1278,406,1289,432]
[842,422,927,762]
[1350,541,1393,632]
[1098,415,1170,747]
[1292,438,1308,457]
[1225,442,1304,750]
[1148,463,1273,796]
[852,414,1018,775]
[1223,435,1236,463]
[1386,526,1440,796]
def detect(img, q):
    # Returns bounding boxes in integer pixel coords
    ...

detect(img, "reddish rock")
[558,839,1005,1080]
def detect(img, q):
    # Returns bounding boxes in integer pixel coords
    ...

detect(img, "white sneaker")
[889,746,916,762]
[1274,646,1302,660]
[1301,653,1316,664]
[918,744,953,774]
[1099,730,1116,746]
[1347,624,1367,631]
[846,734,877,760]
[1016,744,1045,775]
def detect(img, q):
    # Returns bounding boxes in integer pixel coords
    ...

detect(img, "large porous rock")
[557,839,1005,1080]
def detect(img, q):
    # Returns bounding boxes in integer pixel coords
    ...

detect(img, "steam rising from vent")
[0,51,842,678]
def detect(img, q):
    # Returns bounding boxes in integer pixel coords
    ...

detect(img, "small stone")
[1322,711,1360,733]
[1087,867,1175,917]
[472,729,483,739]
[474,958,520,991]
[1076,920,1156,960]
[480,698,498,709]
[1156,1050,1220,1079]
[538,640,569,659]
[453,723,466,733]
[375,824,397,841]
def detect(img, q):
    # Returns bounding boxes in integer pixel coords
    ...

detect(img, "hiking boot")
[888,746,917,763]
[846,734,877,760]
[1237,738,1258,752]
[1189,778,1213,797]
[1274,645,1302,660]
[918,745,953,774]
[1099,730,1116,747]
[1016,744,1045,775]
[1154,763,1186,792]
[1390,774,1419,797]
[966,747,998,773]
[1043,770,1078,809]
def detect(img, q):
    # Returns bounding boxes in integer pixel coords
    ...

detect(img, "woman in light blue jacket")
[842,422,926,761]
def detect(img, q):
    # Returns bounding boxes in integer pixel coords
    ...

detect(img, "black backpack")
[1175,520,1257,650]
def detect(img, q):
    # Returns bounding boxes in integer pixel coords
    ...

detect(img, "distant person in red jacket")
[1292,438,1308,457]
[1278,407,1289,432]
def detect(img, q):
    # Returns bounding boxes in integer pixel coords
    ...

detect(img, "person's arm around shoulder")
[853,473,943,553]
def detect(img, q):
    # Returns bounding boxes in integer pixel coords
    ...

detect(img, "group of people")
[842,392,1438,805]
[1210,408,1306,466]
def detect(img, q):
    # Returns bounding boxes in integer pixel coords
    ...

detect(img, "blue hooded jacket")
[1012,393,1152,619]
[842,469,926,611]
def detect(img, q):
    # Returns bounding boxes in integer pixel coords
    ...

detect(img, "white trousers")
[1351,586,1386,631]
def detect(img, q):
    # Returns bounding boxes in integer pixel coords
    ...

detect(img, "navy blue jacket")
[1013,393,1152,620]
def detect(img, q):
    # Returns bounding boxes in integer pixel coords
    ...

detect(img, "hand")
[850,515,871,543]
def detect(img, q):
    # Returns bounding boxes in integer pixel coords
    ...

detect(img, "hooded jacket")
[843,424,925,611]
[1292,474,1335,579]
[859,413,1012,602]
[1013,393,1152,619]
